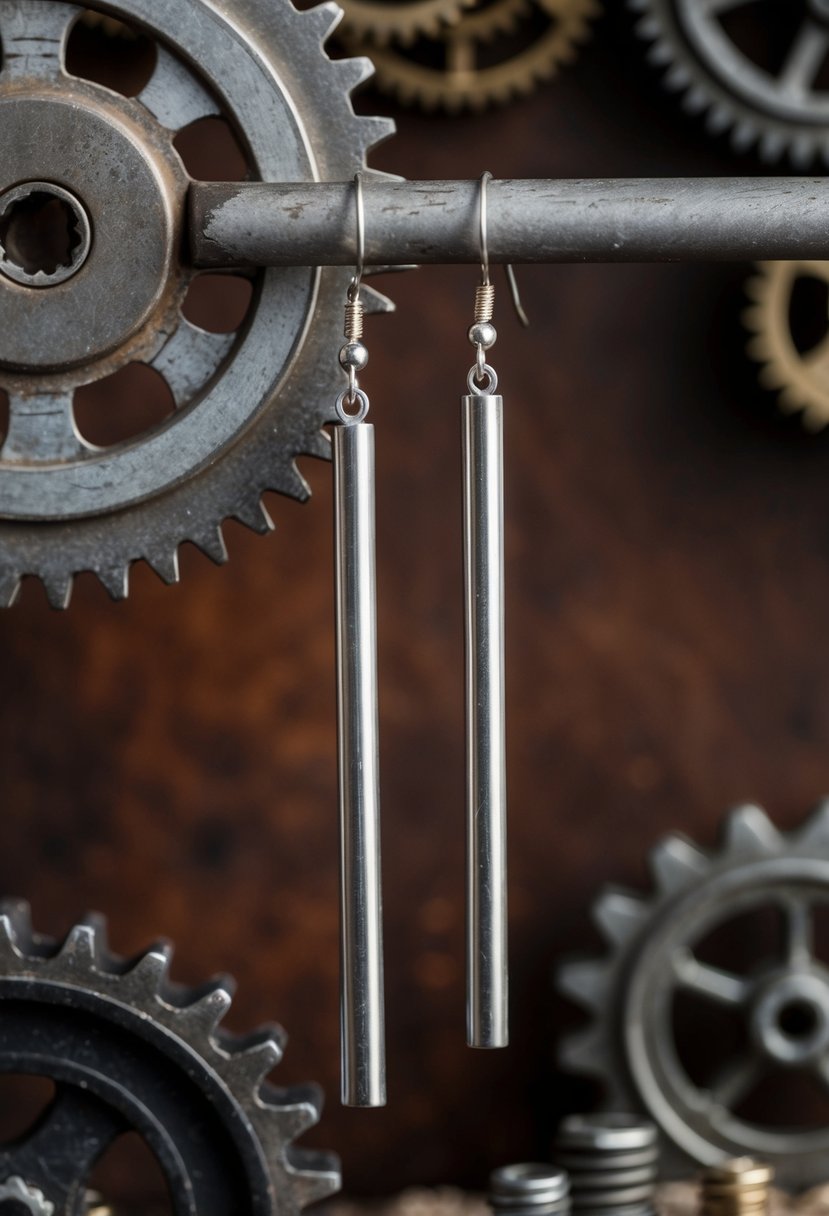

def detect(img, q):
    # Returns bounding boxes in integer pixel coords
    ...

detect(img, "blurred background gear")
[335,0,477,46]
[342,0,601,112]
[0,899,339,1216]
[630,0,829,166]
[553,1115,658,1216]
[744,260,829,432]
[557,802,829,1188]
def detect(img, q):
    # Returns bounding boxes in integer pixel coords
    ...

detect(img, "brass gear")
[349,0,600,112]
[744,260,829,432]
[336,0,477,47]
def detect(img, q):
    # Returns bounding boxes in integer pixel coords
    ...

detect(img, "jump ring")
[468,363,498,396]
[336,386,370,425]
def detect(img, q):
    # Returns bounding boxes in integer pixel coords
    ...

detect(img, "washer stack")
[553,1115,659,1216]
[700,1160,773,1216]
[489,1164,572,1216]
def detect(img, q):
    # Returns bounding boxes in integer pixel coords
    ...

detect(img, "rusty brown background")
[3,3,829,1204]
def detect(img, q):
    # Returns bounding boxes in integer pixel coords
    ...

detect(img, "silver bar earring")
[334,173,386,1107]
[464,172,508,1050]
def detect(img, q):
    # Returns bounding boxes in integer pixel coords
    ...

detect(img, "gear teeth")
[261,1082,324,1139]
[0,899,34,956]
[593,888,649,946]
[649,834,709,894]
[794,798,829,847]
[146,549,180,587]
[58,923,103,971]
[362,283,396,316]
[307,0,343,43]
[303,431,331,462]
[557,958,608,1011]
[177,985,234,1045]
[0,571,21,607]
[361,115,397,153]
[557,1026,608,1078]
[43,572,74,610]
[221,1035,284,1092]
[233,498,274,536]
[189,526,228,566]
[95,565,130,602]
[122,943,175,998]
[722,803,782,858]
[277,466,312,502]
[287,1150,342,1207]
[338,55,375,91]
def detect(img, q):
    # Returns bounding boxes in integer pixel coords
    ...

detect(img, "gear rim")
[0,898,339,1216]
[0,0,395,608]
[557,801,829,1187]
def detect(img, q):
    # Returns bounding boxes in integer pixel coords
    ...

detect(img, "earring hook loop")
[477,171,530,329]
[349,171,366,303]
[479,170,492,288]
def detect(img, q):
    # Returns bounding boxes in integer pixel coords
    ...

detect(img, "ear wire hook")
[349,171,366,304]
[478,171,530,329]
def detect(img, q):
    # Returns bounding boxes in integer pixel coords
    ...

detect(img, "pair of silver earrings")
[332,173,526,1107]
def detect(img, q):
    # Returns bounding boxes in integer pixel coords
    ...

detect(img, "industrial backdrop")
[2,2,829,1204]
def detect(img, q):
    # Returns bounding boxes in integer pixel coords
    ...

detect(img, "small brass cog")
[336,0,477,47]
[347,0,600,112]
[744,260,829,432]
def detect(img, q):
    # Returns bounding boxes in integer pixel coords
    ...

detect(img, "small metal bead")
[469,321,497,350]
[339,340,369,371]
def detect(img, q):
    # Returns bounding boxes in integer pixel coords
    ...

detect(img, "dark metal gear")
[557,802,829,1188]
[0,0,395,608]
[631,0,829,167]
[0,899,340,1215]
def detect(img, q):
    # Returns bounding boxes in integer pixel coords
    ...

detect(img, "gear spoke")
[2,389,87,464]
[137,45,219,132]
[0,1083,124,1203]
[779,894,814,967]
[776,22,829,100]
[672,950,749,1006]
[706,1052,765,1112]
[0,1,79,80]
[149,320,235,409]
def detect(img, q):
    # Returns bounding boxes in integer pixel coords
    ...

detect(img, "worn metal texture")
[0,0,395,607]
[190,178,829,269]
[0,899,339,1215]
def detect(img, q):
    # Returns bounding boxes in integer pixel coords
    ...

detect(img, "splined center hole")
[0,191,82,278]
[778,998,820,1040]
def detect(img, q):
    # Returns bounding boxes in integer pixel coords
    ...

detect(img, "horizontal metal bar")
[190,178,829,269]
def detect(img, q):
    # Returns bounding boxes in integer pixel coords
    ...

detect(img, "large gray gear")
[557,801,829,1188]
[630,0,829,167]
[0,0,395,608]
[0,898,339,1215]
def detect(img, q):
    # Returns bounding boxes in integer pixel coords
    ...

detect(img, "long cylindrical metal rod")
[334,421,386,1108]
[463,387,507,1050]
[191,178,829,268]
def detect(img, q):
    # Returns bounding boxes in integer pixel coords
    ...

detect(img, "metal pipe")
[190,178,829,268]
[334,420,386,1108]
[463,385,508,1050]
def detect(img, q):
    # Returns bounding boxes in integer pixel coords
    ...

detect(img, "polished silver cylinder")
[334,421,386,1107]
[463,390,508,1049]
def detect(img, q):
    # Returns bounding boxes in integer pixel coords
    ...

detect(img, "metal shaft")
[191,178,829,268]
[463,389,507,1049]
[334,421,386,1107]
